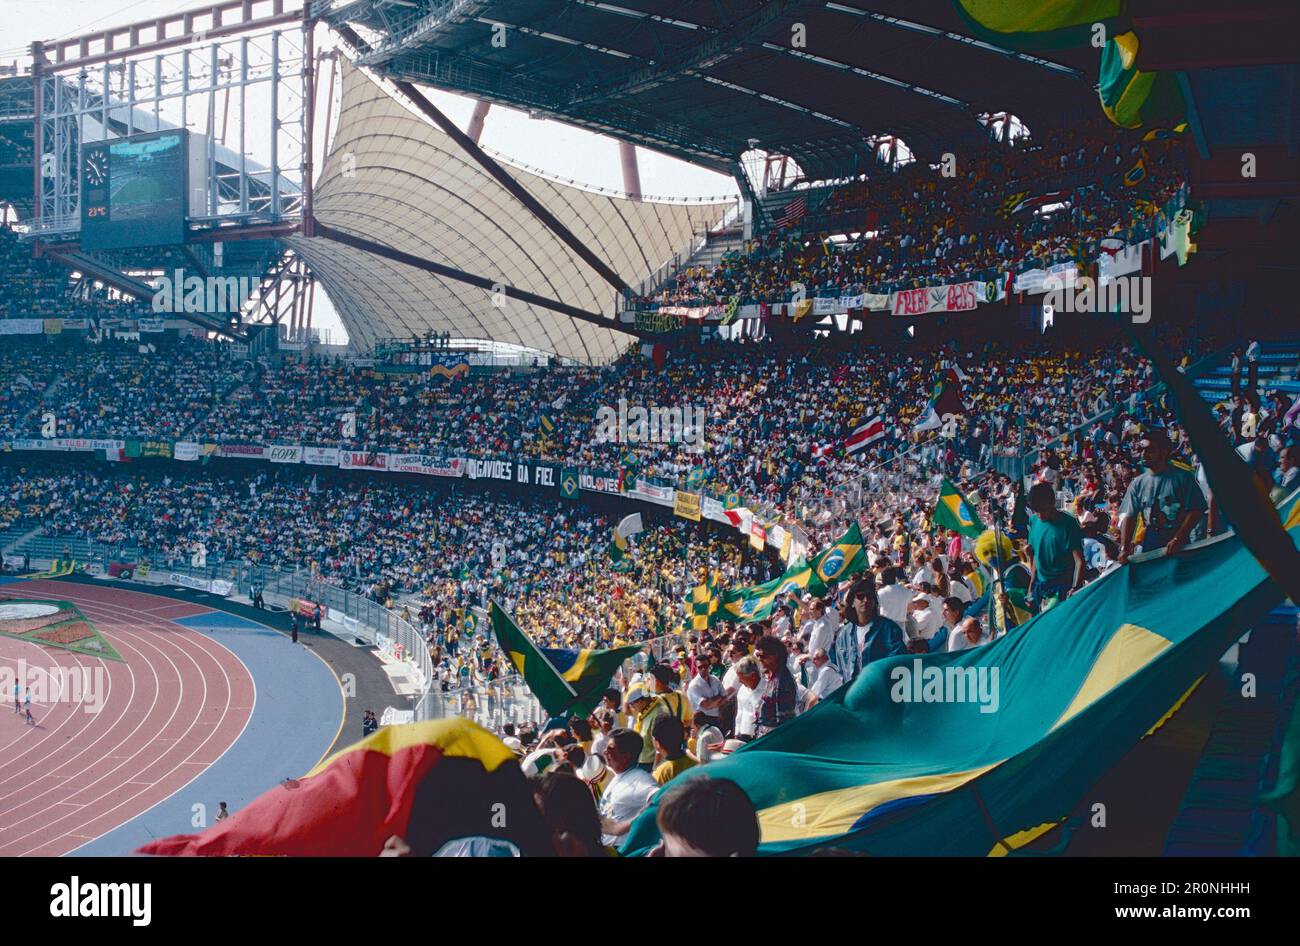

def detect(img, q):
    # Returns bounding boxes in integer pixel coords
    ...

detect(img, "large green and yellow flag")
[624,492,1300,856]
[721,565,816,623]
[717,522,866,623]
[490,601,640,717]
[933,478,985,539]
[687,571,721,631]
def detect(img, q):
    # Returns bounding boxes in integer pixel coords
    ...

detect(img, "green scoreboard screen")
[81,130,188,249]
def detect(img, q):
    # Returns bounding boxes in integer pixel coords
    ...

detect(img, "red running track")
[0,581,255,856]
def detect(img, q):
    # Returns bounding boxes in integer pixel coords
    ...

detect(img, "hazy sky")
[1,0,737,344]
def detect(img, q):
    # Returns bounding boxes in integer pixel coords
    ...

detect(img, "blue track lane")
[69,610,344,856]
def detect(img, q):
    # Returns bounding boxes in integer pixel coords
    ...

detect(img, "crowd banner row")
[623,187,1192,327]
[2,436,804,565]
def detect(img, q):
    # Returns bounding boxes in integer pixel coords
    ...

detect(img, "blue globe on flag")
[818,548,846,581]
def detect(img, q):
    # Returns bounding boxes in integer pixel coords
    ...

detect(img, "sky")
[0,0,738,345]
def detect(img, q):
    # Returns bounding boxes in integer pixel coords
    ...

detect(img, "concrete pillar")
[619,140,642,201]
[466,100,491,144]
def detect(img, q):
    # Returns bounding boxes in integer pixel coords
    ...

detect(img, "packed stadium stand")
[0,0,1296,868]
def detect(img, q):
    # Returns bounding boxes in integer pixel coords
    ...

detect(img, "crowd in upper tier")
[649,116,1186,307]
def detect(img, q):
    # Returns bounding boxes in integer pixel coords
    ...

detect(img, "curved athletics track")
[0,578,343,856]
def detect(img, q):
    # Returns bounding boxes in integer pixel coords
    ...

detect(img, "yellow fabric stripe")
[562,648,594,684]
[304,718,514,780]
[987,818,1067,857]
[756,764,1000,844]
[1283,497,1300,532]
[1143,675,1203,738]
[1050,623,1171,732]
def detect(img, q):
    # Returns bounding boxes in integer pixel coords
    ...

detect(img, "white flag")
[616,513,644,539]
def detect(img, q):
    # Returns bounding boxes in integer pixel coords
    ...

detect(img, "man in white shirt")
[597,728,659,847]
[686,657,725,728]
[803,649,843,709]
[876,567,912,627]
[947,616,989,653]
[904,591,944,644]
[726,656,764,741]
[804,599,838,657]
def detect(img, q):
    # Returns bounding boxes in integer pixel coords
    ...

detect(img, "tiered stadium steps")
[0,525,42,557]
[1162,606,1299,856]
[1192,339,1300,405]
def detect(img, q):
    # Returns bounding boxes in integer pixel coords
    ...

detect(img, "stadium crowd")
[651,116,1187,307]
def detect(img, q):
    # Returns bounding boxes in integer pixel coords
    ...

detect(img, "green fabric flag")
[624,492,1300,855]
[933,479,986,539]
[953,0,1121,50]
[805,520,868,594]
[489,601,639,718]
[716,522,868,624]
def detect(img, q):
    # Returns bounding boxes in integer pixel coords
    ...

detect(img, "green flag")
[490,601,640,718]
[933,478,985,539]
[624,491,1300,855]
[806,521,868,594]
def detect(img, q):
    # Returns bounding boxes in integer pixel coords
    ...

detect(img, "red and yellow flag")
[137,719,550,856]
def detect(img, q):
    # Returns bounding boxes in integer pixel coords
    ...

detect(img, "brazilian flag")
[1098,31,1185,130]
[624,493,1300,856]
[490,602,640,717]
[806,521,867,594]
[687,572,721,631]
[933,479,985,539]
[721,564,816,624]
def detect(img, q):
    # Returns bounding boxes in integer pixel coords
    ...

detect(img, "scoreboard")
[81,130,188,250]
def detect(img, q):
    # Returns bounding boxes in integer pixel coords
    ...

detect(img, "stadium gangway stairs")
[1162,604,1300,856]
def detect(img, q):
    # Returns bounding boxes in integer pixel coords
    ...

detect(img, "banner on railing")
[580,470,622,495]
[0,319,44,335]
[268,444,303,464]
[339,450,388,471]
[632,478,675,505]
[173,441,200,462]
[389,454,464,477]
[674,490,701,521]
[303,445,339,466]
[891,281,982,316]
[220,443,267,460]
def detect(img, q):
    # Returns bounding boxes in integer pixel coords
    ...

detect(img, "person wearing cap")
[648,664,692,726]
[1118,428,1206,563]
[625,684,668,770]
[753,635,798,737]
[1025,481,1085,610]
[828,579,905,683]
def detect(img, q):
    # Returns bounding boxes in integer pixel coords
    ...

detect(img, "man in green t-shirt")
[1026,481,1085,610]
[1119,428,1207,562]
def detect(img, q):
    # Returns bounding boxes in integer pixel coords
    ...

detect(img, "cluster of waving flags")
[685,521,869,627]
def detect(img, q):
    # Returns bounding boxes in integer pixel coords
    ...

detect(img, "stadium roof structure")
[288,60,732,362]
[314,0,1100,181]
